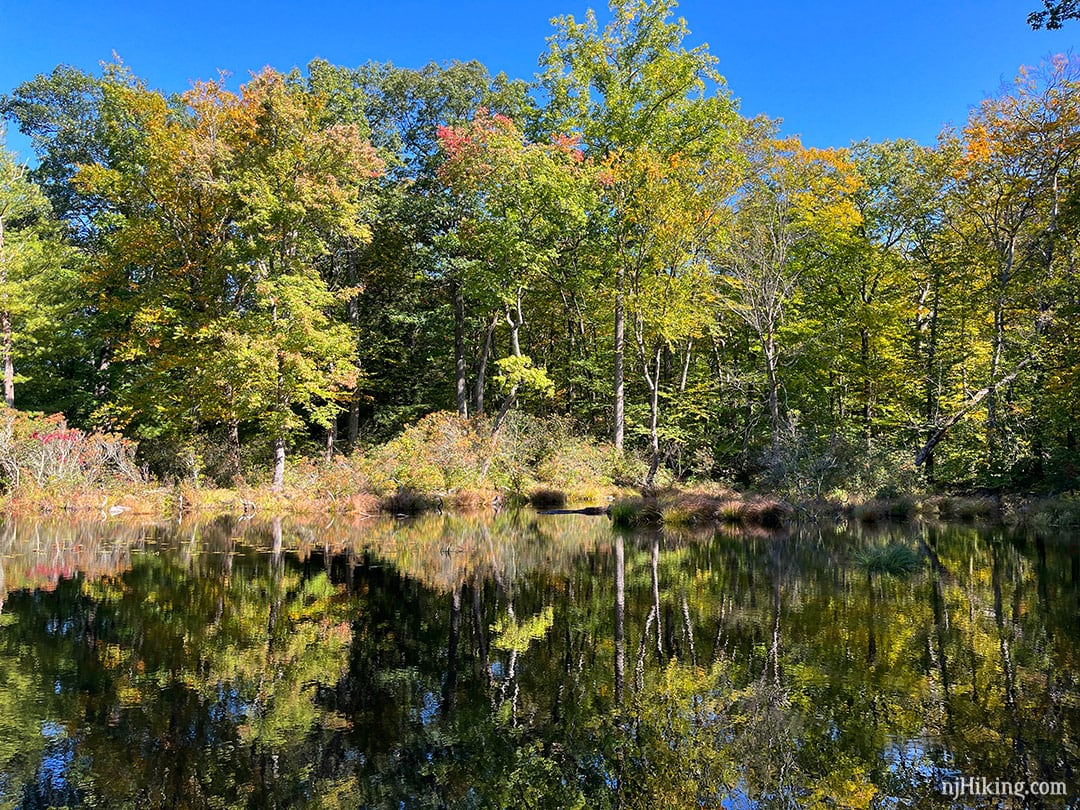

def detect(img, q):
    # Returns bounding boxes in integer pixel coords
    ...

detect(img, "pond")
[0,511,1076,808]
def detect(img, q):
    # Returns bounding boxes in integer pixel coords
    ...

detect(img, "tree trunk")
[764,332,780,448]
[347,394,360,447]
[474,310,497,416]
[272,435,285,491]
[986,236,1014,467]
[860,326,871,447]
[228,418,242,482]
[1,310,12,409]
[453,278,468,418]
[94,346,111,402]
[614,265,625,449]
[922,266,942,484]
[271,293,286,491]
[0,215,11,408]
[645,342,662,487]
[324,420,336,463]
[678,338,693,393]
[490,298,524,435]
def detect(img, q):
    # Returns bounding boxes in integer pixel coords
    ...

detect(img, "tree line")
[1,0,1078,495]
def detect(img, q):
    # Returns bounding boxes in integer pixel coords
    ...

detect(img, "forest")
[0,0,1078,505]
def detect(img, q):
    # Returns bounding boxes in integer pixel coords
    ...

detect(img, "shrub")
[361,412,489,495]
[660,504,696,527]
[1025,497,1080,529]
[0,410,142,494]
[933,496,998,521]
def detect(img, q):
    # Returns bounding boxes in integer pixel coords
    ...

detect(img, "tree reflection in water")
[0,512,1076,808]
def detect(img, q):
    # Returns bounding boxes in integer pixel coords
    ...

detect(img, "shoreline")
[3,484,1077,531]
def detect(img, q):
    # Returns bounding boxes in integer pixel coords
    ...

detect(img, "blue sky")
[0,0,1075,161]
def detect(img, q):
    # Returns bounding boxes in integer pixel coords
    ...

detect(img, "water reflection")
[0,513,1076,808]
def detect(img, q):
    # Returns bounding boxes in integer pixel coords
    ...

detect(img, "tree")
[932,56,1080,482]
[615,146,729,484]
[0,137,61,409]
[540,0,743,450]
[437,110,596,431]
[1028,0,1080,29]
[717,136,862,452]
[346,60,530,432]
[73,68,383,487]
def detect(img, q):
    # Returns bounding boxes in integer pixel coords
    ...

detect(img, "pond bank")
[4,481,1077,531]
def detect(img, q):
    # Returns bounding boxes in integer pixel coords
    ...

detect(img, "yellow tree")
[614,146,731,485]
[716,136,862,453]
[929,56,1080,479]
[75,67,383,486]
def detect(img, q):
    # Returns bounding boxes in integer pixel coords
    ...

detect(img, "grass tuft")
[854,543,922,576]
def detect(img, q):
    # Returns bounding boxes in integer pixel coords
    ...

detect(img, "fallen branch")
[915,356,1035,466]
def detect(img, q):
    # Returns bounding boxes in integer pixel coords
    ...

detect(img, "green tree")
[437,110,597,430]
[0,138,64,409]
[73,68,383,486]
[1028,0,1080,28]
[540,0,743,451]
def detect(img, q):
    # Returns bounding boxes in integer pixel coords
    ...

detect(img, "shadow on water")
[0,512,1077,808]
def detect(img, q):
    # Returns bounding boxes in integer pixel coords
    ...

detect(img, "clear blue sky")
[1,0,1075,161]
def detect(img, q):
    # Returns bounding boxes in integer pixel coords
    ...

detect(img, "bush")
[361,412,490,495]
[0,410,142,494]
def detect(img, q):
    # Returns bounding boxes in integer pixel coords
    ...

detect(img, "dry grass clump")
[610,497,661,527]
[529,488,568,509]
[931,495,998,521]
[1014,497,1080,529]
[738,497,793,528]
[853,497,919,523]
[614,491,794,530]
[446,488,502,511]
[381,489,437,515]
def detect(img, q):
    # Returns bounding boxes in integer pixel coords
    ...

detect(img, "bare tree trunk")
[474,310,497,416]
[986,236,1014,466]
[490,296,524,435]
[324,420,336,463]
[860,326,871,448]
[679,338,693,392]
[453,279,468,417]
[228,418,242,481]
[272,435,285,491]
[0,216,13,407]
[94,347,111,402]
[347,395,360,447]
[1,311,12,409]
[922,266,942,484]
[764,332,780,449]
[643,340,662,487]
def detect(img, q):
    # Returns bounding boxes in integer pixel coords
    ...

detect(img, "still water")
[0,511,1076,808]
